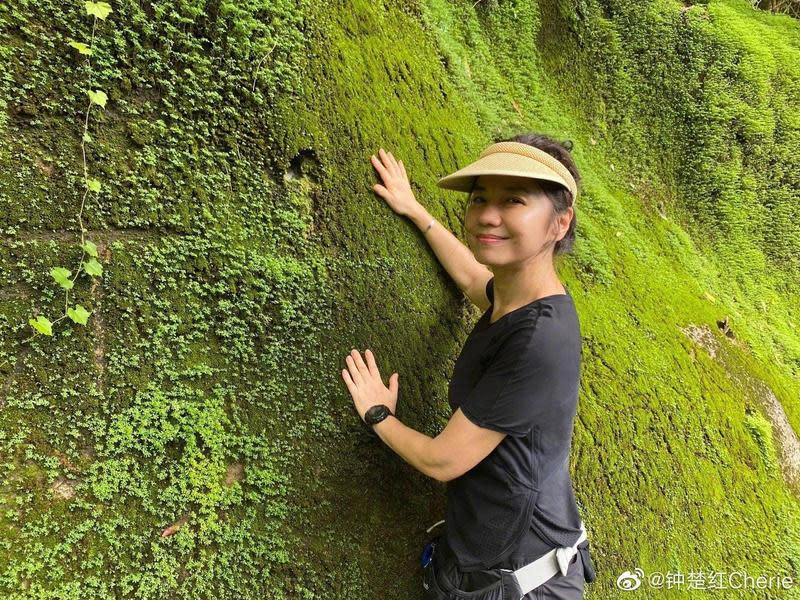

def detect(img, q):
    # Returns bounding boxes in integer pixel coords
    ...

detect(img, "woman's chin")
[473,246,504,259]
[474,254,503,267]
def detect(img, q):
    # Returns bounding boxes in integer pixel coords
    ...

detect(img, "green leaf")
[83,132,92,143]
[67,304,91,325]
[29,315,53,336]
[87,178,101,192]
[81,240,98,257]
[50,266,74,290]
[68,40,93,55]
[83,258,103,277]
[85,1,113,19]
[87,89,107,108]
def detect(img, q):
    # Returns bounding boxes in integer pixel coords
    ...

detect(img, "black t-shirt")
[444,277,585,571]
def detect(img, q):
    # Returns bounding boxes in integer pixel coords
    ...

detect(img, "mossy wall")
[1,0,799,597]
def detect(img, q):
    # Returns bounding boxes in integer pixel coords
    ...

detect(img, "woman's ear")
[554,206,572,238]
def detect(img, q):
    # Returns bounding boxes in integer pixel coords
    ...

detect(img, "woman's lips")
[476,235,507,245]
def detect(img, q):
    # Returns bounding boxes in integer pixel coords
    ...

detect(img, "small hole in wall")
[285,149,320,182]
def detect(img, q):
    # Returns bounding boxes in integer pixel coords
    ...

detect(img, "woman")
[341,133,595,599]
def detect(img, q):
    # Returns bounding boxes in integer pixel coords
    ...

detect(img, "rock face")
[682,324,800,489]
[2,0,800,597]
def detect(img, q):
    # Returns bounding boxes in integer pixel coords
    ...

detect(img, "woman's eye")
[470,196,523,204]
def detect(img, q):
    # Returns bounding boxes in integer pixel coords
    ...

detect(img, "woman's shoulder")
[511,293,577,331]
[503,299,581,360]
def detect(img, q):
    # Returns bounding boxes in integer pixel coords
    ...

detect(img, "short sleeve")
[459,314,554,437]
[485,277,494,304]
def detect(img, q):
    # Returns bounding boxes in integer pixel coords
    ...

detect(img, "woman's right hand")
[370,148,419,218]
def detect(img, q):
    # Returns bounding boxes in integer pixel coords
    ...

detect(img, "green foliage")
[1,0,799,597]
[11,0,108,339]
[80,240,98,257]
[86,89,106,108]
[67,304,91,325]
[28,315,53,336]
[84,1,112,20]
[82,257,102,276]
[67,39,92,55]
[50,266,74,290]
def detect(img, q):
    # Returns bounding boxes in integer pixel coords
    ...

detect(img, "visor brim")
[436,152,573,198]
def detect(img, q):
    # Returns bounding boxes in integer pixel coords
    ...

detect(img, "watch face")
[366,405,389,424]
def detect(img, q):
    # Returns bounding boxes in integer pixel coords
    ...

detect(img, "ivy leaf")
[83,132,92,143]
[67,304,91,325]
[81,240,98,257]
[29,315,53,336]
[87,89,107,108]
[83,258,103,277]
[50,266,74,290]
[85,1,113,20]
[68,40,93,55]
[87,178,101,192]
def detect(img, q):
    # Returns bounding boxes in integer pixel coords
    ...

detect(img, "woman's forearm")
[408,205,490,294]
[372,415,443,482]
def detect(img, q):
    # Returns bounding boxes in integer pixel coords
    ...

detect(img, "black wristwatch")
[364,404,394,427]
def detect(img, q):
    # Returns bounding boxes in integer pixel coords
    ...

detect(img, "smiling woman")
[343,133,594,599]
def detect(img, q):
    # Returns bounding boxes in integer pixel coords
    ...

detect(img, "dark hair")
[473,132,580,256]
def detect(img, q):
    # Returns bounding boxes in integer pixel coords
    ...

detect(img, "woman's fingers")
[369,151,415,216]
[379,148,398,172]
[374,148,403,174]
[350,349,369,375]
[364,349,379,377]
[345,355,363,385]
[371,154,389,177]
[374,156,399,183]
[341,369,355,392]
[388,154,401,174]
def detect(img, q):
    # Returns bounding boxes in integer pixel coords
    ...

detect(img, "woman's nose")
[476,206,503,225]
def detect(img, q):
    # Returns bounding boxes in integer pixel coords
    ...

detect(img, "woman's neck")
[490,264,565,318]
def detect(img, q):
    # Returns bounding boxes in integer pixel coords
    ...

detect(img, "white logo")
[617,569,644,591]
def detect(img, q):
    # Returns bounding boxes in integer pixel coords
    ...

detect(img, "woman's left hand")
[341,348,399,423]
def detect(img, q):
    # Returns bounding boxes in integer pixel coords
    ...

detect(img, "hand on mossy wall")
[341,348,399,423]
[370,148,420,218]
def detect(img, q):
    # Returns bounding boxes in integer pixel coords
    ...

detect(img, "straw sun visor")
[436,141,577,204]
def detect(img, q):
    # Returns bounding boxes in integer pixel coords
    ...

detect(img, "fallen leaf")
[161,513,190,537]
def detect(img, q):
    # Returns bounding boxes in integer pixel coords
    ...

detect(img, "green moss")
[1,0,800,597]
[744,408,780,474]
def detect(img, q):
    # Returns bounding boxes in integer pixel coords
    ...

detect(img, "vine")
[23,0,113,341]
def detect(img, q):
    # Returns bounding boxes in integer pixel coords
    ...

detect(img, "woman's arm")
[370,148,491,302]
[372,408,506,482]
[342,346,508,483]
[407,204,492,306]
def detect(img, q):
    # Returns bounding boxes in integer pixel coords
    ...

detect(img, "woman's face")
[464,174,565,267]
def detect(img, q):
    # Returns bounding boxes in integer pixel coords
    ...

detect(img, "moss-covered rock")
[1,0,799,597]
